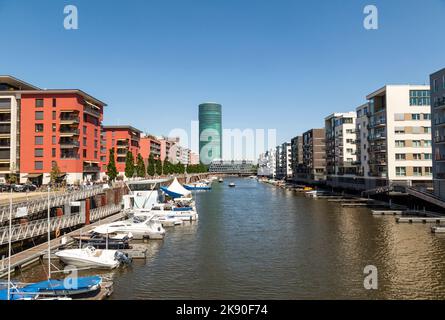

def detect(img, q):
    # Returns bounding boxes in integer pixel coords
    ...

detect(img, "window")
[83,149,87,157]
[83,137,87,146]
[35,99,44,107]
[52,124,56,132]
[100,156,106,162]
[412,114,421,120]
[346,129,354,134]
[83,126,87,135]
[52,111,56,120]
[52,99,57,107]
[425,167,433,175]
[396,167,406,176]
[433,79,439,92]
[395,127,405,134]
[413,167,422,176]
[346,139,353,143]
[52,136,56,144]
[35,124,44,133]
[346,148,353,154]
[424,140,432,147]
[395,140,405,147]
[424,153,432,160]
[423,114,431,120]
[413,153,422,160]
[35,136,43,145]
[395,154,406,160]
[52,148,56,157]
[94,140,98,148]
[35,111,44,120]
[410,90,431,105]
[94,151,98,159]
[412,140,421,147]
[424,127,431,134]
[34,148,43,157]
[34,161,43,170]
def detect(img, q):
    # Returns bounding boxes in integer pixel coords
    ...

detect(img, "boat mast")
[7,187,12,300]
[47,186,51,279]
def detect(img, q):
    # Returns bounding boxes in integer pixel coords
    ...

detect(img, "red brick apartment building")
[140,135,162,161]
[101,126,141,177]
[0,75,106,185]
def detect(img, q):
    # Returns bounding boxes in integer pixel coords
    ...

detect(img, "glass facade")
[199,103,222,164]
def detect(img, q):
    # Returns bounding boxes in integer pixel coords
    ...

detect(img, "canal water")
[15,178,445,299]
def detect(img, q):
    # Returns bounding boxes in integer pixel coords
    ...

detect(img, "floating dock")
[372,210,404,216]
[396,217,445,224]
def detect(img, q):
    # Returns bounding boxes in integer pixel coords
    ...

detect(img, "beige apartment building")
[324,112,357,188]
[359,85,433,190]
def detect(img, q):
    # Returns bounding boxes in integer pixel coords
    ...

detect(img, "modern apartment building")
[0,75,107,185]
[257,149,276,178]
[140,135,162,160]
[101,125,141,177]
[324,112,357,187]
[297,129,326,183]
[430,68,445,199]
[158,136,179,161]
[275,142,292,180]
[362,85,433,189]
[189,151,200,165]
[290,136,303,182]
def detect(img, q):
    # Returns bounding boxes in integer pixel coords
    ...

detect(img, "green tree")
[125,151,135,179]
[135,154,146,178]
[106,148,118,181]
[50,161,62,186]
[147,153,155,177]
[155,159,163,176]
[163,160,171,175]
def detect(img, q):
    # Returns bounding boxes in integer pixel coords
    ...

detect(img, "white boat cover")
[166,178,192,197]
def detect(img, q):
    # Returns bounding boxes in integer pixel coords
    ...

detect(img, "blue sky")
[1,0,444,158]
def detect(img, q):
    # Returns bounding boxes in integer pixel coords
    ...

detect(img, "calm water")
[15,178,445,299]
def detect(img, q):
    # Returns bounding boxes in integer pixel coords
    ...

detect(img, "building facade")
[430,68,445,199]
[257,149,276,178]
[209,160,255,174]
[199,103,222,164]
[297,128,326,183]
[275,142,292,180]
[140,135,162,161]
[0,75,107,185]
[290,136,303,182]
[362,85,433,189]
[324,112,357,188]
[101,125,141,178]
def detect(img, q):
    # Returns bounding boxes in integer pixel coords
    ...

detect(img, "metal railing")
[0,186,105,224]
[0,203,122,246]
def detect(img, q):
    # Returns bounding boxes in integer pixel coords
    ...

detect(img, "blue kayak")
[0,276,102,300]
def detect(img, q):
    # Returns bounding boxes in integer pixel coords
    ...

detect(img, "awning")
[23,173,43,179]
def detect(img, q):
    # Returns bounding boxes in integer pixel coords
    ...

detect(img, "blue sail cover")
[0,276,102,300]
[160,186,183,199]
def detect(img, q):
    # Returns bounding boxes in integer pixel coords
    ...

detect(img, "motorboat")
[184,182,212,191]
[218,178,224,183]
[153,215,183,227]
[229,183,236,188]
[93,215,166,240]
[0,276,102,300]
[55,246,131,269]
[305,190,330,198]
[72,232,133,250]
[146,203,198,221]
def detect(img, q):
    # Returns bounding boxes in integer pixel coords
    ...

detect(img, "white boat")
[218,178,224,183]
[152,215,183,227]
[93,215,166,240]
[146,203,198,221]
[229,183,236,188]
[55,246,129,269]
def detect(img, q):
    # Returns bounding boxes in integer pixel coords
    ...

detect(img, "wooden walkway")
[0,211,127,278]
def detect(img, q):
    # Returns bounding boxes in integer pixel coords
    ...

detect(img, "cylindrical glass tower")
[199,103,222,164]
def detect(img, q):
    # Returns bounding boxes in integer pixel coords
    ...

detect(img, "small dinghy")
[55,246,131,269]
[229,183,236,188]
[0,276,102,300]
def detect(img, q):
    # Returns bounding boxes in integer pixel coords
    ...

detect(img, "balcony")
[116,149,127,155]
[434,97,445,109]
[60,153,80,159]
[60,112,80,124]
[60,139,80,149]
[59,128,80,136]
[84,104,101,118]
[0,150,10,159]
[0,124,11,134]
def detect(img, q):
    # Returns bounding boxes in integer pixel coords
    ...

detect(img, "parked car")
[12,184,37,192]
[0,184,11,192]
